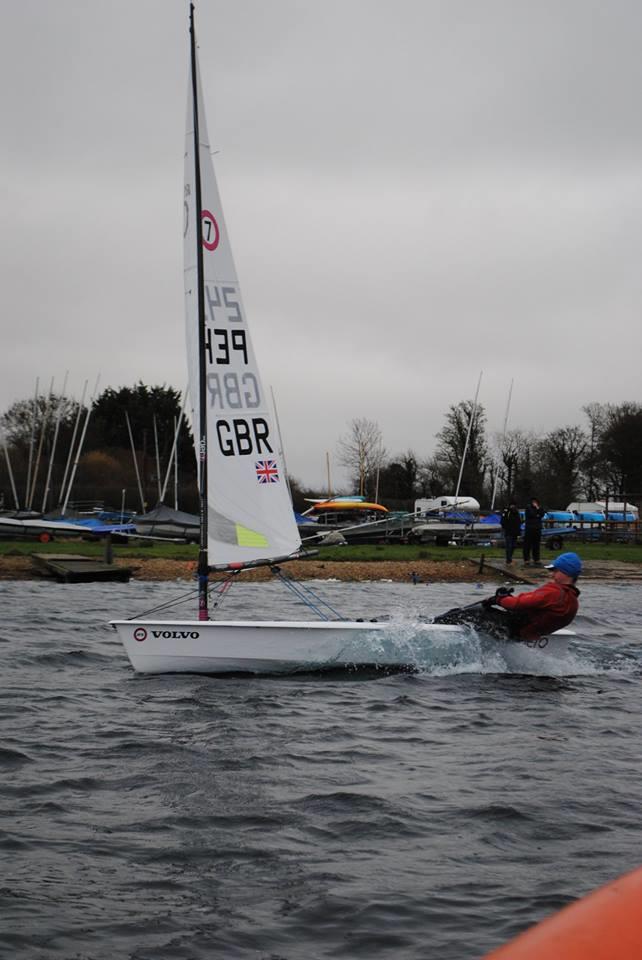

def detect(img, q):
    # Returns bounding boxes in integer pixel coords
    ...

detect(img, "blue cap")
[546,552,582,578]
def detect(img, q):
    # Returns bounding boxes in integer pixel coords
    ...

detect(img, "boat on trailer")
[111,6,570,675]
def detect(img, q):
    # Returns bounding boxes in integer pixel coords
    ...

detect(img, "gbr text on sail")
[202,281,274,458]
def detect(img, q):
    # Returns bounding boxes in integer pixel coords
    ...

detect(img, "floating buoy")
[482,865,642,959]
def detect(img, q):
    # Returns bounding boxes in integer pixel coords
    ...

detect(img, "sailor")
[486,552,582,639]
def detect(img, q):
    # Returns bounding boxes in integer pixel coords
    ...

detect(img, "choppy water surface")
[1,577,641,959]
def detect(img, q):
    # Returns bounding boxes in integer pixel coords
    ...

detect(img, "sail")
[184,47,301,565]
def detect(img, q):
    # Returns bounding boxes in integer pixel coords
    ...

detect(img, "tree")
[534,426,588,507]
[88,383,192,459]
[286,475,314,514]
[598,402,642,499]
[0,383,196,513]
[582,403,609,501]
[0,392,86,510]
[336,418,386,498]
[377,450,419,507]
[0,393,83,451]
[85,383,196,508]
[433,400,488,499]
[489,429,533,505]
[78,451,127,487]
[416,455,450,498]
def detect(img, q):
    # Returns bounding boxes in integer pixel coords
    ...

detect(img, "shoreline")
[0,556,492,583]
[1,556,639,583]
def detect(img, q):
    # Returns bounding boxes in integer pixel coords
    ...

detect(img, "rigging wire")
[270,566,347,621]
[126,568,347,623]
[126,573,238,621]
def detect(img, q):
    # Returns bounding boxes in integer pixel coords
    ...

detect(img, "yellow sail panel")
[235,524,269,548]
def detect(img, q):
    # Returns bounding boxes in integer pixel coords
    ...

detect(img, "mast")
[270,385,293,504]
[160,386,188,506]
[24,377,39,509]
[61,374,100,516]
[490,379,514,510]
[2,439,20,511]
[42,370,69,513]
[125,410,146,514]
[58,379,87,509]
[153,414,162,503]
[453,370,483,509]
[28,375,54,510]
[190,3,209,620]
[173,416,179,510]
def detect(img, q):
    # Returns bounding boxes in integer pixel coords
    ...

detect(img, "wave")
[0,746,33,767]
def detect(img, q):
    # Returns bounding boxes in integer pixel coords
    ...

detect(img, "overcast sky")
[1,0,640,489]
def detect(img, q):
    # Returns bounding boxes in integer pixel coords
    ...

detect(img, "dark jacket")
[498,581,580,639]
[501,507,521,538]
[524,503,545,530]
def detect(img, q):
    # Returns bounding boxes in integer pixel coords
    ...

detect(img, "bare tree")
[416,455,450,498]
[491,429,533,504]
[434,400,488,499]
[599,402,642,498]
[0,394,81,449]
[336,418,386,498]
[582,403,609,500]
[534,426,588,506]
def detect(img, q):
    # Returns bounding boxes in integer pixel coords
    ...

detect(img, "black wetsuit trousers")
[505,535,518,563]
[522,529,541,562]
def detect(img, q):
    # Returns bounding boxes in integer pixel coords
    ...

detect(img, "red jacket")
[497,581,580,639]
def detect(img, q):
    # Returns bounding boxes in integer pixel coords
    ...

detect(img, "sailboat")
[110,6,568,674]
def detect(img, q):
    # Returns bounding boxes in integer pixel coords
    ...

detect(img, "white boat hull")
[110,618,572,675]
[492,630,572,671]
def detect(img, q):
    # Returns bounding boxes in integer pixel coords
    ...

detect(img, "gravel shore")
[1,555,638,583]
[0,556,492,583]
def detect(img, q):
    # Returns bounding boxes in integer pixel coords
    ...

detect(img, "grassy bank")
[1,538,640,565]
[313,542,642,564]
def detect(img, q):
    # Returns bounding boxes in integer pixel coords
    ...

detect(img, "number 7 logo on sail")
[201,210,220,250]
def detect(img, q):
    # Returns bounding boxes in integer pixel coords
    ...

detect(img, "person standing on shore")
[500,502,522,565]
[523,497,545,565]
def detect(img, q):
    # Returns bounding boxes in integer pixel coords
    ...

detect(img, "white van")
[414,496,480,518]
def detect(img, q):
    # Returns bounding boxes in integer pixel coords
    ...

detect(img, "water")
[1,577,641,959]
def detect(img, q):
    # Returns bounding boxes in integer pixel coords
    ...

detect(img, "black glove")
[482,587,514,609]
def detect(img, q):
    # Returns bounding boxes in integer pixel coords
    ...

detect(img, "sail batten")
[184,40,301,566]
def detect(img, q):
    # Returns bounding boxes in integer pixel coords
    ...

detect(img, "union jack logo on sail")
[255,460,280,483]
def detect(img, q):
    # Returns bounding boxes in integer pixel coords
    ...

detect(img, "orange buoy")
[39,532,51,543]
[482,865,642,959]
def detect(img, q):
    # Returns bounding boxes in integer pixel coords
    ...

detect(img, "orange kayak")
[311,501,388,513]
[482,865,642,959]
